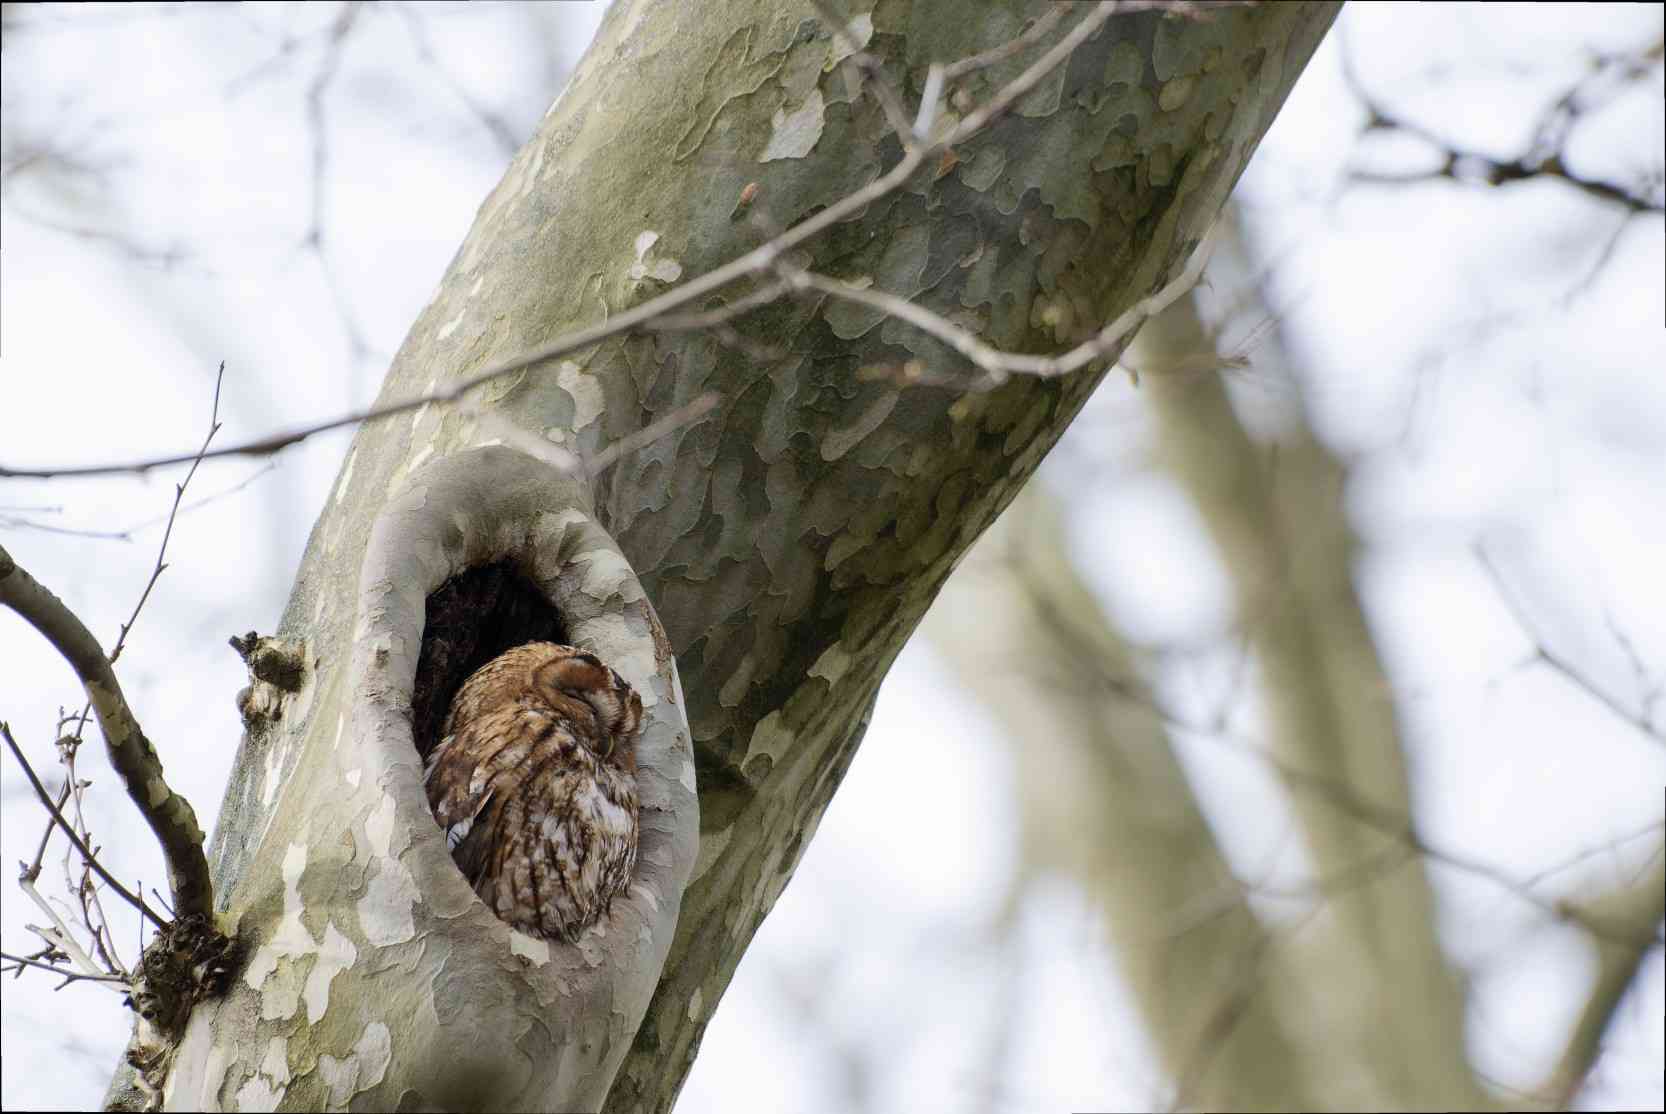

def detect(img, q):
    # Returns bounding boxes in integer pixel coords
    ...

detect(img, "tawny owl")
[423,642,642,943]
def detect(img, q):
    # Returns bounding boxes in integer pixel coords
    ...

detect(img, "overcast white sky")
[2,4,1662,1111]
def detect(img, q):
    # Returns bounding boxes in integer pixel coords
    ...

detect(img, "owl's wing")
[425,700,572,874]
[447,791,500,881]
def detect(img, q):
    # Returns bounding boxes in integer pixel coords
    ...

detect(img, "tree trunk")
[107,2,1340,1109]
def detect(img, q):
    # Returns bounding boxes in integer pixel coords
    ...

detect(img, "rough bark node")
[121,1,1340,1109]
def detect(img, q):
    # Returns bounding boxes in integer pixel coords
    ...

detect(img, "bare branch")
[586,391,723,476]
[469,390,721,481]
[0,1,1156,480]
[779,226,1215,388]
[22,778,73,884]
[0,555,210,922]
[1536,845,1666,1108]
[1338,24,1664,213]
[1475,542,1663,744]
[0,462,277,541]
[109,360,226,665]
[20,881,117,987]
[0,949,129,985]
[804,0,916,146]
[4,362,224,943]
[941,7,1064,80]
[3,722,166,929]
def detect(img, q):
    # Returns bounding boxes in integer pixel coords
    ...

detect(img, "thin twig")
[23,779,73,883]
[778,225,1215,388]
[109,359,227,665]
[0,949,129,985]
[25,363,228,901]
[588,392,722,475]
[0,371,225,921]
[941,7,1063,80]
[0,2,1144,480]
[0,460,279,542]
[0,555,210,919]
[19,886,111,987]
[1475,541,1662,744]
[803,0,916,145]
[1534,846,1666,1108]
[3,722,167,928]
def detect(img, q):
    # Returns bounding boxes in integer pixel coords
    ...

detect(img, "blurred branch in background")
[929,484,1325,1111]
[1136,208,1484,1106]
[928,201,1663,1110]
[1536,848,1664,1107]
[1339,23,1664,215]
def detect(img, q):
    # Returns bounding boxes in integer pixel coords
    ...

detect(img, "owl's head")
[532,649,643,765]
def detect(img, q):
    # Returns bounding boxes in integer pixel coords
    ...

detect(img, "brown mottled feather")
[424,642,641,942]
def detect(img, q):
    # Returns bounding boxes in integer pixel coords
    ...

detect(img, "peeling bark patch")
[571,614,658,701]
[234,1073,282,1113]
[628,231,684,286]
[743,710,796,772]
[573,547,642,604]
[555,360,605,431]
[259,1036,291,1089]
[260,740,285,807]
[333,450,357,508]
[190,1039,236,1114]
[686,987,703,1024]
[674,24,787,161]
[1159,74,1197,112]
[359,792,419,947]
[959,147,1007,192]
[316,1021,392,1112]
[233,1032,291,1112]
[510,932,551,966]
[475,367,527,406]
[760,88,825,162]
[807,643,852,686]
[820,390,897,461]
[823,12,872,70]
[305,921,357,1024]
[244,842,313,1022]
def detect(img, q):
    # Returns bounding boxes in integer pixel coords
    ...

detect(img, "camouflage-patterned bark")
[112,2,1340,1109]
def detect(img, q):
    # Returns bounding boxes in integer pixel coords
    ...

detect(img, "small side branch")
[1536,845,1666,1107]
[0,2,1225,480]
[0,948,129,986]
[778,228,1215,389]
[3,721,167,929]
[0,554,212,922]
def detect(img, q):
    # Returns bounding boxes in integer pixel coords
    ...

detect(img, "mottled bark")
[118,1,1339,1109]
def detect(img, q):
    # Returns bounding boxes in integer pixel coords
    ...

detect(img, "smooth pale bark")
[111,2,1340,1110]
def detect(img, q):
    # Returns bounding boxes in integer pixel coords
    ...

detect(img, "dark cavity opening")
[410,560,568,761]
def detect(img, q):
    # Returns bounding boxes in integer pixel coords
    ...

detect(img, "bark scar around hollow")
[348,445,698,1111]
